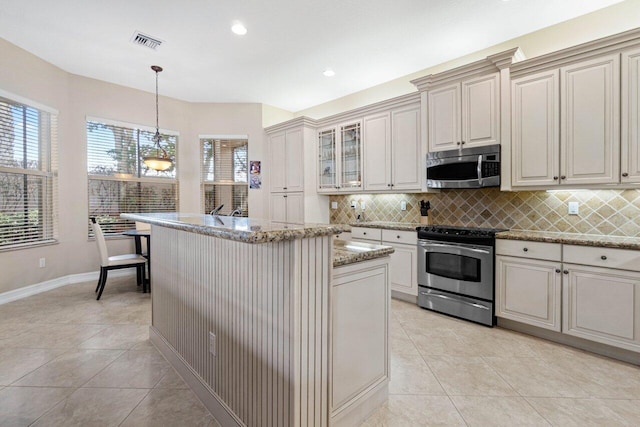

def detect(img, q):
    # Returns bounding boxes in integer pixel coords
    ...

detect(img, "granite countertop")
[333,240,394,267]
[122,213,348,244]
[497,230,640,250]
[348,221,422,232]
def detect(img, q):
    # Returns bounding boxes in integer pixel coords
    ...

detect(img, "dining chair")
[90,218,147,300]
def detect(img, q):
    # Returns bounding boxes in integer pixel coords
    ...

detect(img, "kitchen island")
[122,213,392,427]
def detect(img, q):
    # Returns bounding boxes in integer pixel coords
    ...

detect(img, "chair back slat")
[91,220,110,266]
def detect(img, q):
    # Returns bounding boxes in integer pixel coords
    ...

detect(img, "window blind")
[0,96,57,248]
[201,138,248,216]
[87,120,178,235]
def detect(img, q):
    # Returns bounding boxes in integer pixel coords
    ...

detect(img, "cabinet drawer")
[351,227,382,242]
[334,232,352,241]
[496,239,561,261]
[564,245,640,272]
[382,229,417,245]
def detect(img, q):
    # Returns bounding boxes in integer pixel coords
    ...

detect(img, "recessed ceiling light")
[323,69,335,77]
[231,22,247,36]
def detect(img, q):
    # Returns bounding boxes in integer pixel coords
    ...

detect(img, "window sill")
[0,239,59,253]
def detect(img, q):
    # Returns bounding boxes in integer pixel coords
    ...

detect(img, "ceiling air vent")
[130,31,163,50]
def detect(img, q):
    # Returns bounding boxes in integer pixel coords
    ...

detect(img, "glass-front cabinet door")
[318,128,336,191]
[340,122,362,190]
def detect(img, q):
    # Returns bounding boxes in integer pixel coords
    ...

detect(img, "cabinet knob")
[456,142,461,145]
[553,176,559,180]
[363,232,367,235]
[555,269,561,274]
[563,270,569,275]
[601,255,607,260]
[283,187,287,190]
[461,141,465,145]
[560,175,566,180]
[283,195,287,198]
[397,235,401,239]
[523,247,528,252]
[622,172,629,177]
[387,184,392,187]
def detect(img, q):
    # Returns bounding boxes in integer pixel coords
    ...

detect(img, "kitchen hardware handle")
[420,292,490,310]
[283,195,287,198]
[418,241,491,254]
[523,247,528,252]
[553,176,559,180]
[563,270,569,275]
[363,232,367,235]
[476,155,483,186]
[601,255,607,260]
[283,187,287,190]
[387,184,392,187]
[457,142,461,145]
[622,173,629,177]
[555,269,561,273]
[461,141,465,145]
[397,235,401,239]
[560,175,566,180]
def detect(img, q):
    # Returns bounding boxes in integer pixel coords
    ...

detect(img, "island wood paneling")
[151,225,330,426]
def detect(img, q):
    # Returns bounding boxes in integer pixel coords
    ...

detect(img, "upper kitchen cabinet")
[412,48,523,154]
[363,100,421,192]
[269,127,304,193]
[318,120,363,193]
[509,29,640,190]
[622,47,640,184]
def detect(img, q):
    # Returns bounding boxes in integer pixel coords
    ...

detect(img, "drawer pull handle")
[555,269,561,273]
[523,248,528,252]
[601,255,607,260]
[563,270,569,275]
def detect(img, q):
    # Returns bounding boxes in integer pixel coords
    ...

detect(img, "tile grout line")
[117,388,153,427]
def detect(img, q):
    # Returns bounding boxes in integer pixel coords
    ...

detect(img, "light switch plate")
[400,201,407,211]
[350,200,356,208]
[568,202,579,215]
[331,201,338,209]
[209,332,216,356]
[360,201,366,210]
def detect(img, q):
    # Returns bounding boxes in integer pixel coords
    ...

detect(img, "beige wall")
[297,0,640,119]
[0,38,267,294]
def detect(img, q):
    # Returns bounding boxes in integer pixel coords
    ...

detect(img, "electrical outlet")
[400,201,407,211]
[331,201,338,209]
[360,201,366,210]
[350,200,357,208]
[39,258,46,268]
[568,202,579,215]
[209,332,216,356]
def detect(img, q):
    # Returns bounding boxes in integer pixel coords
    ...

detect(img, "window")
[201,138,248,216]
[0,94,57,248]
[87,118,178,236]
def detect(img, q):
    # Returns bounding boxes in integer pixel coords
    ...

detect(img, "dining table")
[122,229,151,292]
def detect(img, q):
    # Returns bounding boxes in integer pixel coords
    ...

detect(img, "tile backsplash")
[330,189,640,237]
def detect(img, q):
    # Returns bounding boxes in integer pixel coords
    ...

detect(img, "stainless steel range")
[416,225,505,326]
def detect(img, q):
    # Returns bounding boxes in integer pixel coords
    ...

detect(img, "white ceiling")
[0,0,624,111]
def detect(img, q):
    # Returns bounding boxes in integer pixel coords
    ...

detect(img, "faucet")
[210,204,224,215]
[230,208,242,217]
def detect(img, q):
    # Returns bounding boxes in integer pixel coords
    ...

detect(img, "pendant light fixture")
[143,65,173,171]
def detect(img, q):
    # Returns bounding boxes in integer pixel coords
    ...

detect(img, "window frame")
[0,88,58,250]
[86,116,179,237]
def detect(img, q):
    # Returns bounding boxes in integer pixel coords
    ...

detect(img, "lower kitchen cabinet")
[563,263,640,353]
[270,192,304,224]
[496,255,562,331]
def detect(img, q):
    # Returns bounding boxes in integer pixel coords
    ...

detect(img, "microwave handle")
[477,155,483,186]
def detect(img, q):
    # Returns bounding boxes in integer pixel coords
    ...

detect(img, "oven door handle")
[420,291,491,310]
[477,155,483,186]
[418,241,491,255]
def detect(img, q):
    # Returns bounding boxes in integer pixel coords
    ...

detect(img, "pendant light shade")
[143,65,173,171]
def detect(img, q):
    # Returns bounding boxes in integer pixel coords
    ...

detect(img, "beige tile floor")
[0,277,639,426]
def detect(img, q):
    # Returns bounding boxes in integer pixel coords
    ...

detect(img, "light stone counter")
[347,221,422,232]
[333,240,394,267]
[122,212,347,243]
[497,230,640,250]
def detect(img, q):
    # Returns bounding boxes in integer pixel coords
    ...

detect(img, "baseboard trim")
[149,326,242,427]
[391,290,417,304]
[0,270,134,305]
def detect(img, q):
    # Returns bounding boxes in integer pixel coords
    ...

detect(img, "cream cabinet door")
[563,263,640,353]
[270,193,287,223]
[284,129,304,192]
[269,133,287,192]
[391,105,421,190]
[363,112,391,191]
[428,83,460,152]
[462,73,500,148]
[387,242,418,296]
[622,48,640,183]
[511,70,560,187]
[285,192,304,224]
[496,255,562,331]
[560,54,620,185]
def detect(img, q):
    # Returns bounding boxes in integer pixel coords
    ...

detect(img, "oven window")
[426,252,481,282]
[428,162,478,181]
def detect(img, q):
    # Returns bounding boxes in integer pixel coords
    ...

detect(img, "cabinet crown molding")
[264,116,318,134]
[511,27,640,77]
[411,48,524,91]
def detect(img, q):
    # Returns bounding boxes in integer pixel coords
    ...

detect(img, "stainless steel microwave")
[426,144,500,189]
